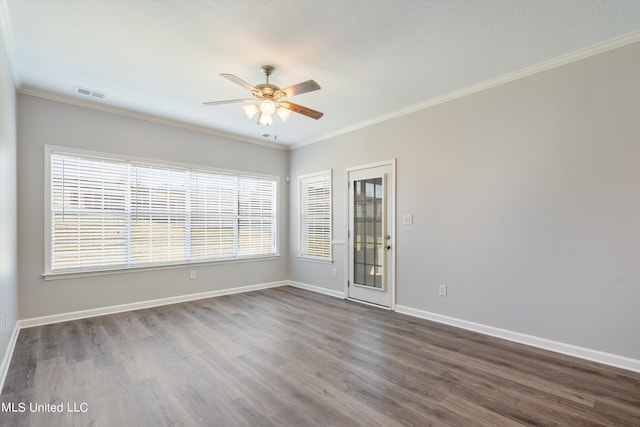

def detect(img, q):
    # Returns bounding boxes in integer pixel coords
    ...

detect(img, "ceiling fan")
[203,65,323,127]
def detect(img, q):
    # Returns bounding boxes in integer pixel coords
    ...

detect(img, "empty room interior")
[1,1,640,425]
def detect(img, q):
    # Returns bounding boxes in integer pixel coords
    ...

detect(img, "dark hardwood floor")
[1,286,639,426]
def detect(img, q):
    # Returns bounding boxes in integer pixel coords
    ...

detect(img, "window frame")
[44,145,279,279]
[298,169,333,262]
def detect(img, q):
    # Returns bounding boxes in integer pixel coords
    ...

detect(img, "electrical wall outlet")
[332,268,337,277]
[439,284,447,296]
[189,271,197,280]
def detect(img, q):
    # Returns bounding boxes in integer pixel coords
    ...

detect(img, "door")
[347,162,395,308]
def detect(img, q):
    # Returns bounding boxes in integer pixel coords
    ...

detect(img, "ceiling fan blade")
[284,101,324,120]
[280,80,321,97]
[220,73,257,92]
[203,99,254,106]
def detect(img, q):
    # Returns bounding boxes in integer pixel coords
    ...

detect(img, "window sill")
[43,255,281,281]
[296,256,333,264]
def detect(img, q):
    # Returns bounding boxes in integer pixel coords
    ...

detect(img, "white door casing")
[346,160,395,308]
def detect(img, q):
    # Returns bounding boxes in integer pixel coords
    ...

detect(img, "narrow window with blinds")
[299,170,332,260]
[47,149,278,275]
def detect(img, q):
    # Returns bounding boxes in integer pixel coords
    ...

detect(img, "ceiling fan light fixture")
[204,65,323,128]
[260,99,277,115]
[243,104,258,119]
[258,112,273,126]
[276,106,292,122]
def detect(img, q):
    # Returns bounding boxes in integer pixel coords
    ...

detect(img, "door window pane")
[353,177,384,289]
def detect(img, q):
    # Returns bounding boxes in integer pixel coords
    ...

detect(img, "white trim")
[0,323,20,394]
[395,305,640,374]
[20,87,287,150]
[44,144,281,181]
[344,159,397,174]
[43,145,52,275]
[347,297,393,311]
[288,280,345,299]
[4,278,638,394]
[42,255,281,281]
[298,169,333,261]
[43,145,280,276]
[1,280,287,392]
[293,31,640,149]
[297,169,333,180]
[295,256,333,264]
[344,159,397,309]
[13,30,640,152]
[20,281,288,329]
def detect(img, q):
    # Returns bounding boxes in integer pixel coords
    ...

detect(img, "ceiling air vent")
[76,87,106,99]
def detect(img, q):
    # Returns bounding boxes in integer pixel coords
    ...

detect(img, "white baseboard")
[19,281,288,329]
[395,305,640,374]
[2,281,287,392]
[287,281,640,373]
[287,281,345,299]
[6,280,638,390]
[0,323,20,394]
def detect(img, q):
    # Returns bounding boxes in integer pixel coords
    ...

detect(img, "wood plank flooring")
[1,286,639,426]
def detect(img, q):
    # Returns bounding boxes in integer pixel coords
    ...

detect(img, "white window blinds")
[190,171,238,260]
[51,154,129,270]
[299,170,332,259]
[49,151,277,273]
[238,177,278,256]
[130,164,190,265]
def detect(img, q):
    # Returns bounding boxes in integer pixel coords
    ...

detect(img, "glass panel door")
[347,162,394,308]
[353,177,385,290]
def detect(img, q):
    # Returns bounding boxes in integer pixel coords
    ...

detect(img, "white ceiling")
[3,0,640,147]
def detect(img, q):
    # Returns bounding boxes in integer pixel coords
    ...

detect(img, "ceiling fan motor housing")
[255,66,288,100]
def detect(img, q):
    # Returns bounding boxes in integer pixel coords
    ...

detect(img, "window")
[46,148,277,274]
[299,170,332,260]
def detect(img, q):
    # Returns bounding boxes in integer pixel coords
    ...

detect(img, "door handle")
[385,245,391,250]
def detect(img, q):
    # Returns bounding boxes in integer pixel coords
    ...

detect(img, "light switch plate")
[402,214,413,225]
[439,284,447,296]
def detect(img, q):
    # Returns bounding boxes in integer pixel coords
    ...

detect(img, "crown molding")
[18,87,288,151]
[293,30,640,150]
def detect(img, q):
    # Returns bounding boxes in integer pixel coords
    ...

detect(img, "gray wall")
[10,38,640,363]
[0,26,18,366]
[289,42,640,360]
[17,95,289,319]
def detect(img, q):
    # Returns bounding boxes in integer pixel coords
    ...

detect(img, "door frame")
[344,159,396,310]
